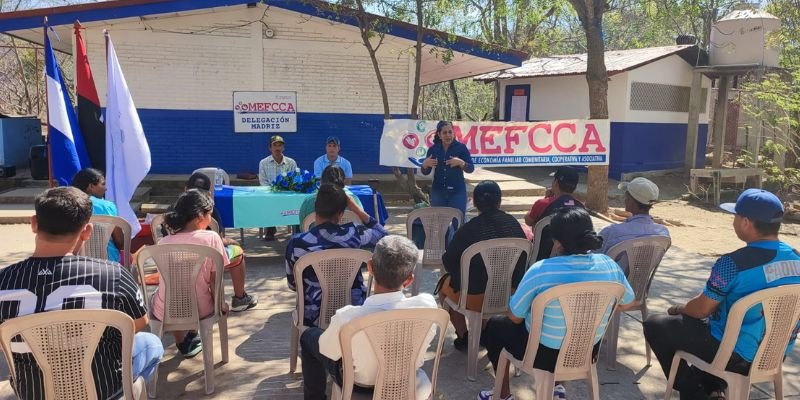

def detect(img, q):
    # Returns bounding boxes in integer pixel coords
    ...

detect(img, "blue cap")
[720,188,784,223]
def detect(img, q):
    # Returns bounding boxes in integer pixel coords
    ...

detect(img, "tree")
[565,0,610,212]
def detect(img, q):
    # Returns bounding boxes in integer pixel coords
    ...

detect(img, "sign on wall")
[379,119,610,168]
[233,91,297,133]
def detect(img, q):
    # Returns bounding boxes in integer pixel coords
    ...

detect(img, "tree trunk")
[448,80,463,120]
[570,0,610,213]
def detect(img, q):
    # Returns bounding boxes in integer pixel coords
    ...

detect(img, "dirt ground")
[604,172,800,257]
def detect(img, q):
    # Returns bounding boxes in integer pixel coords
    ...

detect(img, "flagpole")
[43,17,54,188]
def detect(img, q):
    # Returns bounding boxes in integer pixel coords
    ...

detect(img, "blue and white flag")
[45,28,91,186]
[105,33,151,236]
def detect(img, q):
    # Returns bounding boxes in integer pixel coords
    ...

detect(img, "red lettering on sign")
[479,126,503,154]
[503,126,525,154]
[553,123,577,152]
[579,123,607,153]
[528,123,552,153]
[513,89,526,96]
[454,125,479,154]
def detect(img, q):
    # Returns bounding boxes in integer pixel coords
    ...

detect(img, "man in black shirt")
[0,187,163,399]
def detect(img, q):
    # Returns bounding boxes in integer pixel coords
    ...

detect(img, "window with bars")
[629,81,707,113]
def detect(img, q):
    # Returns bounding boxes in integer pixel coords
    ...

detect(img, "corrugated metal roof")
[476,45,697,81]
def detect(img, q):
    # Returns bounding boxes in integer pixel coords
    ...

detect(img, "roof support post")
[684,70,703,170]
[712,75,730,169]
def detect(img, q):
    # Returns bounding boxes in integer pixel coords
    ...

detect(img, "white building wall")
[81,5,413,114]
[624,54,711,124]
[497,73,628,121]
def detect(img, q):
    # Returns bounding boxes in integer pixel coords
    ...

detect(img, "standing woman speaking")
[421,121,475,217]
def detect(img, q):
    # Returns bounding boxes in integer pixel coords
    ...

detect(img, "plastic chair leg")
[664,353,681,400]
[605,311,621,370]
[219,315,229,364]
[466,311,482,381]
[147,321,163,399]
[289,325,299,374]
[589,365,601,400]
[775,375,784,399]
[532,369,555,400]
[641,303,651,366]
[492,351,510,397]
[199,320,216,394]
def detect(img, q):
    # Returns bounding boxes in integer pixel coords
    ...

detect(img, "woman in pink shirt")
[151,189,229,357]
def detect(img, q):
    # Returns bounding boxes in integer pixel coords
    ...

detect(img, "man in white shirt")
[258,135,298,240]
[300,235,437,400]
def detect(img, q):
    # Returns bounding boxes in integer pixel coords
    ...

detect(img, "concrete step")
[0,188,46,204]
[132,186,152,203]
[140,203,170,214]
[499,196,539,212]
[467,180,545,197]
[0,204,34,224]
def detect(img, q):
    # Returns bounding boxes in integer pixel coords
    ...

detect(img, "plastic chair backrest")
[136,244,225,330]
[522,281,625,377]
[208,218,220,234]
[606,236,671,304]
[338,308,449,400]
[294,248,372,328]
[302,211,362,232]
[405,207,462,266]
[192,167,230,190]
[79,215,132,270]
[0,309,138,400]
[459,238,532,315]
[531,215,554,262]
[710,282,800,380]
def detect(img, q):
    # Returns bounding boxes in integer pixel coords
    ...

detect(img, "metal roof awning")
[0,0,528,85]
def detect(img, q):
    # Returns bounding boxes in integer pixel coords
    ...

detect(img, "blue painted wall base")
[608,122,708,180]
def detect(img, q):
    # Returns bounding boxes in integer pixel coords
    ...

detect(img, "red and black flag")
[74,22,105,171]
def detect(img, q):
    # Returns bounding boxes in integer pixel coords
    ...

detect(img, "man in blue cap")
[643,189,800,400]
[313,136,353,185]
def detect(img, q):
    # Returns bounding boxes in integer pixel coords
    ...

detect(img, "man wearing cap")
[598,177,670,254]
[258,135,298,241]
[525,167,584,260]
[313,136,353,185]
[643,189,800,400]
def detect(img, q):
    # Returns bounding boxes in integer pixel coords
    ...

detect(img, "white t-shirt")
[318,291,437,398]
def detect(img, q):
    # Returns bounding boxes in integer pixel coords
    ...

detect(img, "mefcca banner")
[379,119,610,168]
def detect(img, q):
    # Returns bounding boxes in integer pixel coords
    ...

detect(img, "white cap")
[618,177,659,204]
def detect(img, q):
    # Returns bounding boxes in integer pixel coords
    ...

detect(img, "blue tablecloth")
[214,184,388,228]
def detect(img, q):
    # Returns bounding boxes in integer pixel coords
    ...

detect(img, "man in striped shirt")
[0,187,163,400]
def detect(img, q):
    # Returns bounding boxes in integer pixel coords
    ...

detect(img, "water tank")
[709,9,780,67]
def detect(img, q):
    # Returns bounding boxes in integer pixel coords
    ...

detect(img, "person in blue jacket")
[420,121,475,217]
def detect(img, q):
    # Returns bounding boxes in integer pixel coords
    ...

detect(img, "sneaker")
[177,331,202,358]
[553,384,567,400]
[231,293,258,312]
[478,390,514,400]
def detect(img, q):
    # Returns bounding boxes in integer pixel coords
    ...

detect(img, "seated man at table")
[258,135,298,241]
[286,183,387,327]
[299,165,362,228]
[300,235,437,400]
[313,136,353,185]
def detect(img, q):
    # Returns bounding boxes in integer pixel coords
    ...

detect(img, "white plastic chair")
[405,207,463,295]
[603,235,671,369]
[150,214,167,244]
[302,210,363,232]
[442,238,532,381]
[331,308,450,400]
[137,244,229,396]
[530,215,554,262]
[665,283,800,400]
[192,167,230,189]
[493,281,626,400]
[79,215,132,270]
[289,248,372,374]
[0,309,147,400]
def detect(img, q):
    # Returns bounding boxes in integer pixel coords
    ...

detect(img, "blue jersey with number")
[704,240,800,361]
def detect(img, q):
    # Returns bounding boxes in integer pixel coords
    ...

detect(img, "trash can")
[29,145,48,180]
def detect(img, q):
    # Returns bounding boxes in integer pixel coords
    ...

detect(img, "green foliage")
[736,140,800,195]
